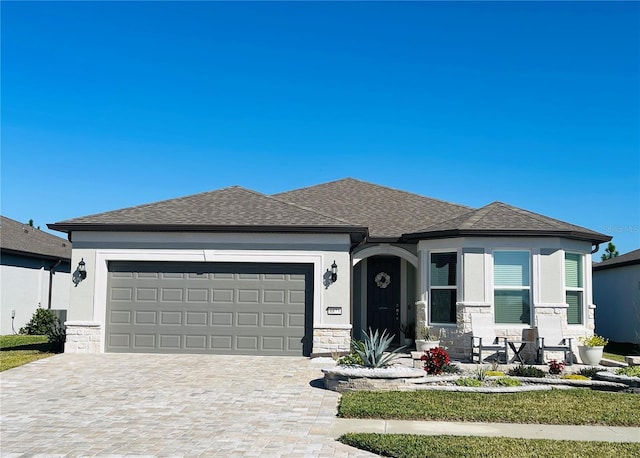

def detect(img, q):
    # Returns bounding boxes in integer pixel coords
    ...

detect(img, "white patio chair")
[536,315,574,365]
[470,313,508,363]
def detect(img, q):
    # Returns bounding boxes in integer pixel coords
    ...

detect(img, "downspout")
[591,244,600,255]
[47,259,62,309]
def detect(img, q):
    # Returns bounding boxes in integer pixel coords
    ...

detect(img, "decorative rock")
[595,371,640,388]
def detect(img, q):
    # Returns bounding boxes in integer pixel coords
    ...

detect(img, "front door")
[367,257,401,344]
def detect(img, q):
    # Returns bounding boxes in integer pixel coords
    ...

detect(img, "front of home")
[49,178,610,360]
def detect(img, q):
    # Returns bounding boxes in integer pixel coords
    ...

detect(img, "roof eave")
[0,248,71,262]
[402,229,612,244]
[593,259,640,271]
[47,223,369,243]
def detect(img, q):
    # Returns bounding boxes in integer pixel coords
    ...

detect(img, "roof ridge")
[275,177,472,211]
[0,215,69,243]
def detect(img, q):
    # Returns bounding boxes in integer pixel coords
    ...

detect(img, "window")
[494,251,531,324]
[430,252,457,324]
[565,253,583,324]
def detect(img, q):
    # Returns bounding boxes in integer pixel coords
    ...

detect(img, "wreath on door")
[374,272,391,289]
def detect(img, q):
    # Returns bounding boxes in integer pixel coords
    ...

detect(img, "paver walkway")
[0,354,375,457]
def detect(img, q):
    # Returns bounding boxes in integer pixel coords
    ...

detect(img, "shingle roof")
[404,202,611,243]
[48,186,366,235]
[1,216,71,260]
[274,178,472,238]
[47,179,609,244]
[593,248,640,271]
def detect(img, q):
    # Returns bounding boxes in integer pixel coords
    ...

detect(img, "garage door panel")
[106,262,312,355]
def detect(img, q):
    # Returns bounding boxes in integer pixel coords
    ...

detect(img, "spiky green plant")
[351,328,405,368]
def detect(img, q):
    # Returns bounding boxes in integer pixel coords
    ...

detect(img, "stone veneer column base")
[312,326,351,356]
[64,321,102,353]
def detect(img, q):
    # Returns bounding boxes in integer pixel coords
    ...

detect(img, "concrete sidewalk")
[329,418,640,443]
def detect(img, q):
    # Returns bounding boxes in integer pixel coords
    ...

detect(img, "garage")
[106,261,313,356]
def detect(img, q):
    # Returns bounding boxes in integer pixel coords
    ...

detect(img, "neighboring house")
[593,249,640,345]
[48,178,610,358]
[0,216,72,335]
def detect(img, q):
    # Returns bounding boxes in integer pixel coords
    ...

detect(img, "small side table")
[507,341,534,364]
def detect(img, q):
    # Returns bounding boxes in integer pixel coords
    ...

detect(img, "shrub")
[442,363,461,374]
[351,328,405,368]
[547,359,565,375]
[495,377,522,387]
[20,307,58,335]
[19,307,65,353]
[508,364,546,378]
[561,374,589,380]
[421,347,450,375]
[616,366,640,377]
[337,341,365,366]
[455,377,482,387]
[577,367,600,379]
[486,371,505,377]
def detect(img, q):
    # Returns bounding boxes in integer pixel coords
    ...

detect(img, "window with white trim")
[493,251,531,324]
[565,252,583,324]
[429,252,457,324]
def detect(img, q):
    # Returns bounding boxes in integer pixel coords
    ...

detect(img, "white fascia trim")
[93,249,326,351]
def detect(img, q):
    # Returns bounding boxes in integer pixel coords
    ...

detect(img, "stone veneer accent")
[416,301,596,364]
[312,326,351,356]
[64,321,102,353]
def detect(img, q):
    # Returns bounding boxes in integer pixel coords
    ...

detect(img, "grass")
[604,352,627,363]
[338,434,640,458]
[338,390,640,426]
[0,335,55,372]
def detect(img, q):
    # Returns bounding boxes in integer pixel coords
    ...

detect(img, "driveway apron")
[0,354,375,457]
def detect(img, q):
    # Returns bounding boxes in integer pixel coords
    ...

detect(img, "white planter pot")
[578,345,604,365]
[416,340,440,352]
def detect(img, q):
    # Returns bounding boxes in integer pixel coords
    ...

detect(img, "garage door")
[106,262,313,356]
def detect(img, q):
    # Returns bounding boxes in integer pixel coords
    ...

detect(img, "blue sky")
[2,1,638,257]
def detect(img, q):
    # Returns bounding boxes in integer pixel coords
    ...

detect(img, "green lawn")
[338,390,640,426]
[0,335,55,372]
[338,434,640,458]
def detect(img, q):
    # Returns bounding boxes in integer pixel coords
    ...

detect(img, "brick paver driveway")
[1,354,374,457]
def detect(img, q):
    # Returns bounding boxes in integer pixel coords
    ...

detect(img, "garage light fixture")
[330,260,338,283]
[78,258,87,280]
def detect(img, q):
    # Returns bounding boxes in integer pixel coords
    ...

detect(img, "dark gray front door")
[105,262,313,356]
[367,257,401,344]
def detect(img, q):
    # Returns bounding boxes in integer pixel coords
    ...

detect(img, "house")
[593,249,640,345]
[1,216,72,335]
[48,178,610,358]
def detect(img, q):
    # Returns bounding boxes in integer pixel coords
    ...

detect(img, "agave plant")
[351,328,405,368]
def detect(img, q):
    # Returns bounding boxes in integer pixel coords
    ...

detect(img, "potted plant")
[415,324,441,352]
[578,334,608,365]
[400,322,416,347]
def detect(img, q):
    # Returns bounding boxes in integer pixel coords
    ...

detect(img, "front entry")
[367,256,401,344]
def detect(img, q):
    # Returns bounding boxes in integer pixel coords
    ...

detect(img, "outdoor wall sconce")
[78,258,87,280]
[330,260,338,283]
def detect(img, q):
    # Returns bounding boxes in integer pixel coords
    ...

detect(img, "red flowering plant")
[547,359,565,375]
[421,347,450,375]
